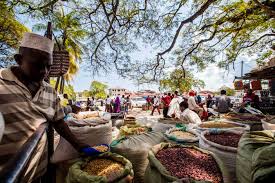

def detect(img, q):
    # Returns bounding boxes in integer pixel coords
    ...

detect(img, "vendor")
[0,33,96,181]
[243,89,260,109]
[215,90,231,113]
[167,91,182,118]
[188,90,203,117]
[179,101,202,124]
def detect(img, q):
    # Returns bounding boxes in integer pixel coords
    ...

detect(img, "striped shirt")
[0,68,64,173]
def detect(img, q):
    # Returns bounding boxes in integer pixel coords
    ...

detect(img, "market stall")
[234,57,275,114]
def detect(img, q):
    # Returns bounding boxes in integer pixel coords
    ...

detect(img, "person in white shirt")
[188,90,203,117]
[105,95,112,112]
[179,101,202,125]
[151,95,161,115]
[167,91,183,118]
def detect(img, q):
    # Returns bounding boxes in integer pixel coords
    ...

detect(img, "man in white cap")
[0,33,95,182]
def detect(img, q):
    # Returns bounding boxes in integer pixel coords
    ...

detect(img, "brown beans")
[156,147,223,183]
[199,122,241,128]
[205,133,242,148]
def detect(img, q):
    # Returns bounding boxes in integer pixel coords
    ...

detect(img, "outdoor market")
[0,0,275,183]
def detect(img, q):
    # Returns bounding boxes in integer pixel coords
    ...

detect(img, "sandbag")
[51,121,112,163]
[145,143,229,183]
[236,131,275,183]
[66,152,134,183]
[111,131,164,183]
[199,130,242,183]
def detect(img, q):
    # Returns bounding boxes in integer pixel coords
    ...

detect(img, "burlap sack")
[236,131,275,183]
[199,130,243,183]
[51,121,112,163]
[111,132,164,183]
[66,152,134,183]
[144,143,229,183]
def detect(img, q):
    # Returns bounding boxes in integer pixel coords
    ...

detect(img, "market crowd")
[147,88,261,126]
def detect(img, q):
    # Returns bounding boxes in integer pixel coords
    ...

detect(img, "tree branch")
[253,0,275,18]
[158,0,217,56]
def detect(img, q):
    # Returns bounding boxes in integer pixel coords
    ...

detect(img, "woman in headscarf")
[115,95,121,113]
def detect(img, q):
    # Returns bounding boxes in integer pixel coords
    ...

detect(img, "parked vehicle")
[131,97,147,108]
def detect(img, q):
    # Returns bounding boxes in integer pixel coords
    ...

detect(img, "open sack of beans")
[110,131,164,183]
[165,127,199,144]
[158,118,184,125]
[222,112,264,131]
[119,124,151,137]
[145,143,228,183]
[196,121,249,132]
[66,152,134,183]
[261,115,275,130]
[51,120,112,163]
[236,131,275,183]
[199,130,243,183]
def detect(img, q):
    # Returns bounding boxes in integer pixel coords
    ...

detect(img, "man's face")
[19,48,52,82]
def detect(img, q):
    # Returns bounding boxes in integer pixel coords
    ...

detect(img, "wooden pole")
[44,21,56,183]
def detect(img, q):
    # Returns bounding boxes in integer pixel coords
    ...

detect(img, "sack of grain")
[111,131,164,183]
[196,121,250,132]
[66,152,134,183]
[119,124,151,137]
[199,130,243,183]
[165,127,199,144]
[73,111,100,119]
[51,120,112,163]
[145,143,229,183]
[236,131,275,183]
[261,116,275,130]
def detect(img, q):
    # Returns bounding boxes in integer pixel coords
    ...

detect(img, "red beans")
[156,147,223,183]
[205,133,242,148]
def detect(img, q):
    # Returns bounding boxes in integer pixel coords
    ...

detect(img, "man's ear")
[14,54,23,65]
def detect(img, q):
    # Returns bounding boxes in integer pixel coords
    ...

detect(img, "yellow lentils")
[93,145,108,152]
[83,159,124,178]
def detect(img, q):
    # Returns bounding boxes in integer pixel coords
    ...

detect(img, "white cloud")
[194,64,235,91]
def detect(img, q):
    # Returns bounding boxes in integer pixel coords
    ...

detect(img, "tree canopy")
[0,1,29,68]
[89,81,108,99]
[50,79,76,100]
[1,0,274,83]
[217,86,236,96]
[160,68,205,93]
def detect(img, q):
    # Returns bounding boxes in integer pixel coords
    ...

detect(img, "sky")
[71,57,257,92]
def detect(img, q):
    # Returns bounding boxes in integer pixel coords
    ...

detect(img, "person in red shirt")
[146,95,151,110]
[162,92,172,118]
[243,89,260,109]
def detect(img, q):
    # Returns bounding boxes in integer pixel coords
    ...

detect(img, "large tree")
[0,1,29,68]
[217,86,236,96]
[160,68,205,93]
[89,81,108,99]
[4,0,275,82]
